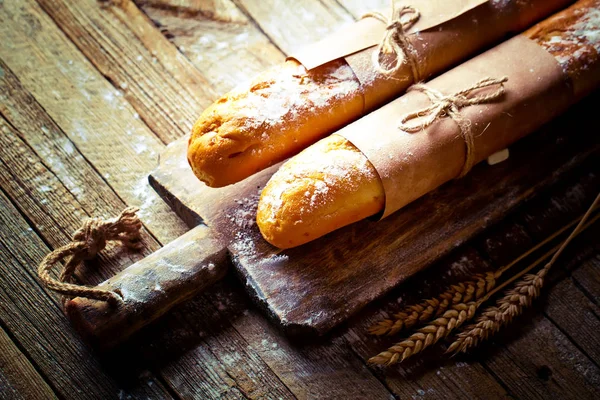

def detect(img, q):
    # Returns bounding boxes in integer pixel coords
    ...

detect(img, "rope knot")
[73,218,108,260]
[398,76,509,177]
[362,5,420,77]
[37,207,143,306]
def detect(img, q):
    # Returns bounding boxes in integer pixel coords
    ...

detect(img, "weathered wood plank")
[475,225,600,397]
[198,278,396,400]
[138,0,284,94]
[519,168,600,242]
[0,114,149,284]
[36,0,215,144]
[0,114,180,398]
[234,0,354,54]
[353,232,600,399]
[133,297,298,399]
[4,1,597,399]
[573,256,600,305]
[0,64,297,399]
[0,325,57,400]
[0,0,188,243]
[335,0,387,19]
[480,313,600,399]
[545,269,600,364]
[0,190,174,399]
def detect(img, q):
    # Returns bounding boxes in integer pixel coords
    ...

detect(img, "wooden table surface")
[0,0,598,399]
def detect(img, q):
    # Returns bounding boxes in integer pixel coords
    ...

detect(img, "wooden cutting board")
[149,94,599,336]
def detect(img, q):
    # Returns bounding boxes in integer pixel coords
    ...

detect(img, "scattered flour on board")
[228,194,262,260]
[132,176,159,222]
[227,195,260,230]
[227,194,290,265]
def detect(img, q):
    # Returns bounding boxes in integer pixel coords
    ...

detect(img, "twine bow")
[399,76,509,177]
[362,4,420,77]
[37,207,143,306]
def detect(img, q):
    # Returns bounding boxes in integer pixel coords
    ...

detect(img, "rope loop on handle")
[37,207,143,306]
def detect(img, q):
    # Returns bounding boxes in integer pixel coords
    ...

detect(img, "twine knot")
[398,76,509,177]
[362,5,420,77]
[38,207,143,306]
[73,218,108,260]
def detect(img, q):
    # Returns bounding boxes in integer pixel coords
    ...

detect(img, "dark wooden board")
[150,92,599,336]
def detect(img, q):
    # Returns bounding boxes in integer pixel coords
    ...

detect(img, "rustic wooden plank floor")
[0,0,598,398]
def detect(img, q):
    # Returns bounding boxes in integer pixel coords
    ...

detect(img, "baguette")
[188,0,574,187]
[257,0,600,249]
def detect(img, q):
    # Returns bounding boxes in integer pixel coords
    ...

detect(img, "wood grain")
[336,0,388,19]
[1,0,599,397]
[0,62,298,398]
[138,0,285,94]
[234,0,354,54]
[0,325,57,400]
[198,278,396,400]
[483,314,600,399]
[0,0,188,243]
[151,92,600,336]
[573,256,600,305]
[350,166,600,399]
[0,59,156,283]
[0,190,174,399]
[36,0,215,144]
[544,270,600,364]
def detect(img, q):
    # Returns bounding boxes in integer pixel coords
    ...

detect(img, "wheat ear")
[368,301,478,365]
[448,193,600,354]
[369,273,496,336]
[447,271,545,354]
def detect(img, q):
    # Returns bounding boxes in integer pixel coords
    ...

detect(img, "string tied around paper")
[398,76,509,178]
[362,4,420,78]
[37,207,143,306]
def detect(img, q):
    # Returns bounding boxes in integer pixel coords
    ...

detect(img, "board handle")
[65,224,229,349]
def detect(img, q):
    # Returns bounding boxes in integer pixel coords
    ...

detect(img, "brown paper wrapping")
[289,0,487,70]
[337,36,573,218]
[288,0,574,112]
[289,0,486,111]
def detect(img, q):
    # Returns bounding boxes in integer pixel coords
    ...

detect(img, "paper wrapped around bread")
[257,0,600,249]
[187,0,574,187]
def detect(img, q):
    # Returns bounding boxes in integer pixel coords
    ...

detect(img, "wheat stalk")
[369,273,496,336]
[448,193,600,354]
[369,193,599,365]
[447,271,544,354]
[369,301,478,365]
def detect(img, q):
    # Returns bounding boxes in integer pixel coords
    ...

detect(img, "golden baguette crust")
[523,0,600,97]
[257,0,600,249]
[187,59,362,187]
[256,134,384,249]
